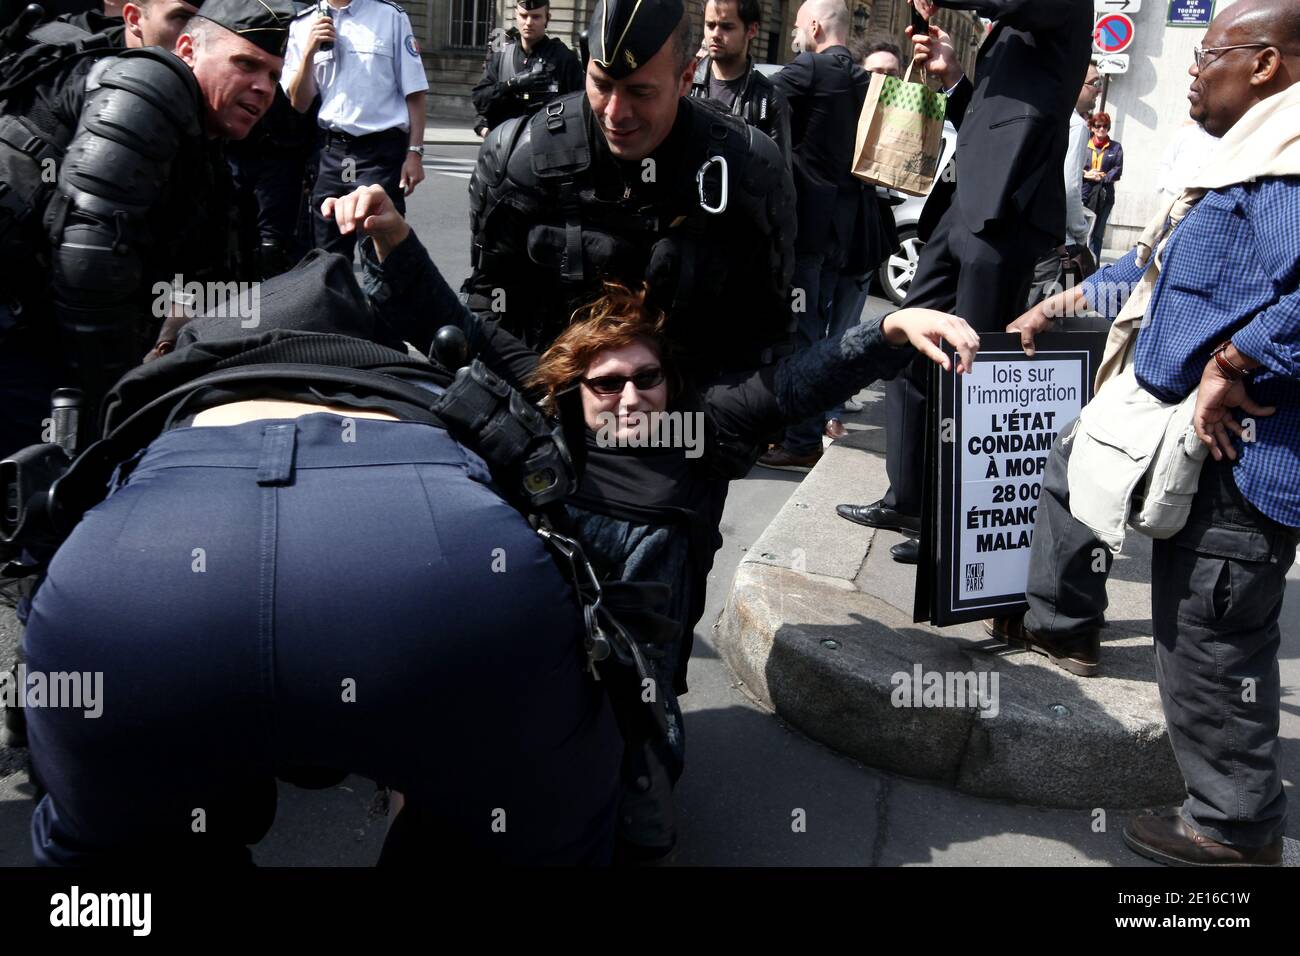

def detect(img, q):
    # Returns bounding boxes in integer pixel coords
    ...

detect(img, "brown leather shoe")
[1124,811,1282,867]
[756,445,823,472]
[824,419,848,441]
[984,614,1100,677]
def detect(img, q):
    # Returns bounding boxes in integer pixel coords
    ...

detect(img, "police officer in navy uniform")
[21,246,624,866]
[282,0,428,262]
[470,0,582,138]
[688,0,790,167]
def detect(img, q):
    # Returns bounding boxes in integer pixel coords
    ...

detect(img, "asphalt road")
[1,151,1295,867]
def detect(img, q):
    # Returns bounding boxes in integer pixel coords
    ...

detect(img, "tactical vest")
[469,91,796,374]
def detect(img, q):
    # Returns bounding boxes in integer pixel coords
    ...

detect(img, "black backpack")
[0,7,119,305]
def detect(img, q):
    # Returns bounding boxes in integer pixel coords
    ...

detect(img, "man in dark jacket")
[757,0,873,471]
[838,0,1093,562]
[470,0,583,137]
[688,0,790,167]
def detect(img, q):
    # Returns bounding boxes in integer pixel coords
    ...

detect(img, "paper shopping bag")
[851,62,947,197]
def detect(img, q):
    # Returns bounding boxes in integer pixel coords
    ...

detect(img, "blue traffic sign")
[1168,0,1215,26]
[1094,13,1135,54]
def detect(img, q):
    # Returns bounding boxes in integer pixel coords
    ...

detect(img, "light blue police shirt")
[283,0,429,136]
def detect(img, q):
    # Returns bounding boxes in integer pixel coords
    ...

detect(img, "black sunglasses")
[581,367,666,395]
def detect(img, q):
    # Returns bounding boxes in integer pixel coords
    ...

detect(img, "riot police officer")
[465,0,796,379]
[34,0,289,419]
[470,0,582,138]
[0,0,286,465]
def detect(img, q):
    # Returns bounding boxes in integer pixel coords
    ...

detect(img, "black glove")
[506,62,552,92]
[526,224,639,278]
[644,235,729,317]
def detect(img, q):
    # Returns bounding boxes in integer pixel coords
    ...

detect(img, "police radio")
[317,0,334,52]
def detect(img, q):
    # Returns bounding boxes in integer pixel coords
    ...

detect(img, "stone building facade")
[407,1,980,120]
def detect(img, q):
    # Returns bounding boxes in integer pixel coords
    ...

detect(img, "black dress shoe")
[836,499,921,535]
[890,537,919,564]
[1123,811,1282,867]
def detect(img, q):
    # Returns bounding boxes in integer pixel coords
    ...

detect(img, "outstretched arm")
[704,308,980,466]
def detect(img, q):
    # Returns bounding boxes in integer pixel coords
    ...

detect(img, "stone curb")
[716,425,1185,809]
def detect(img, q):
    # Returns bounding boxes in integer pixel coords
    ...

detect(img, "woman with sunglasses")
[1082,111,1124,261]
[340,183,979,861]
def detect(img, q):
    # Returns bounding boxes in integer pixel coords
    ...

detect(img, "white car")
[875,120,957,304]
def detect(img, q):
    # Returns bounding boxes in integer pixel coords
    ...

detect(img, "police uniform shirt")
[282,0,429,136]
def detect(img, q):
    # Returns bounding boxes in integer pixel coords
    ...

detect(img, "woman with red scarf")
[1082,111,1124,260]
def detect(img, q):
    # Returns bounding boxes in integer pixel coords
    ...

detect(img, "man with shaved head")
[1008,0,1300,866]
[758,0,880,471]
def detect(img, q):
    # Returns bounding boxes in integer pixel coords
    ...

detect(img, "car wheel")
[878,228,924,305]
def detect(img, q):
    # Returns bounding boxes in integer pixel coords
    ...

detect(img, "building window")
[449,0,492,49]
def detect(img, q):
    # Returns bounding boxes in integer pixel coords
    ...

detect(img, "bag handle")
[902,56,928,87]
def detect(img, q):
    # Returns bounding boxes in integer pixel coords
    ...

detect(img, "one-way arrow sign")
[1095,0,1141,11]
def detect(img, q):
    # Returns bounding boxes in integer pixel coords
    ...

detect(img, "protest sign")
[915,332,1108,627]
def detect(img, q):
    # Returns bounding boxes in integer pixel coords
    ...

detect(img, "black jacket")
[771,45,870,265]
[465,92,796,379]
[40,50,246,410]
[918,0,1094,242]
[470,35,583,134]
[689,56,792,170]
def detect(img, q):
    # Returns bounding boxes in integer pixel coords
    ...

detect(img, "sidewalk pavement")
[425,123,481,147]
[716,384,1300,823]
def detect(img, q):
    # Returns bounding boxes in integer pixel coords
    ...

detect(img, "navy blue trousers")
[24,414,621,865]
[311,128,407,263]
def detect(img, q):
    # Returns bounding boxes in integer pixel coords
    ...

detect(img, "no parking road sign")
[1094,13,1136,54]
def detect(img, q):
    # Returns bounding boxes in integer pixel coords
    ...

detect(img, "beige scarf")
[1093,81,1300,392]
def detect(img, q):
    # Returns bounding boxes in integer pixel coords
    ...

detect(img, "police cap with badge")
[192,0,299,57]
[586,0,683,79]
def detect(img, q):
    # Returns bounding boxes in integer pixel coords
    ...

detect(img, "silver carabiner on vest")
[696,154,728,215]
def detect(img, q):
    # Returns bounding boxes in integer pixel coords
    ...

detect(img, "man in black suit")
[838,0,1093,560]
[758,0,873,471]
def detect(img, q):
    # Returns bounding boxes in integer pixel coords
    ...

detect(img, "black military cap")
[587,0,684,79]
[193,0,299,57]
[516,0,550,8]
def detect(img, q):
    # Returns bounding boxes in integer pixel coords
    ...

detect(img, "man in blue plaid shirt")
[1000,0,1299,866]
